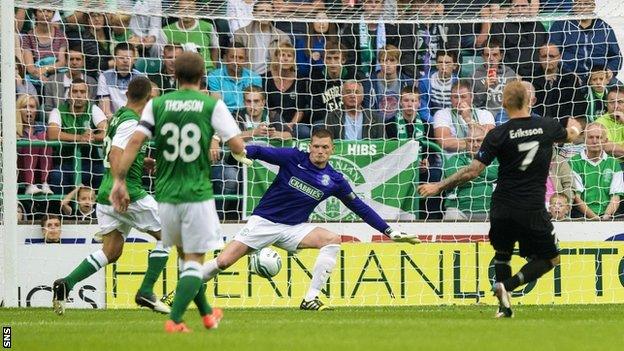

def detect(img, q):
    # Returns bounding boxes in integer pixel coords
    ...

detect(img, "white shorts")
[96,195,161,239]
[233,215,316,253]
[159,199,224,253]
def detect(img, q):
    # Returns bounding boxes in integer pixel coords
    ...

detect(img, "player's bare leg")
[134,230,171,314]
[53,231,124,315]
[201,240,254,282]
[297,227,341,311]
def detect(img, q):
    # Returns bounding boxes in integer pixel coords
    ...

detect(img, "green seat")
[134,57,162,74]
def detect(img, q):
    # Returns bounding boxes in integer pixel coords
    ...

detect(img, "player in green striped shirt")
[53,77,171,316]
[110,52,248,333]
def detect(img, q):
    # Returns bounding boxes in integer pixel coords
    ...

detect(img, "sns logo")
[3,326,10,349]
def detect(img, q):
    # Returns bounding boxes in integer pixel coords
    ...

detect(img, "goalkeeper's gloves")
[231,150,253,166]
[385,227,420,245]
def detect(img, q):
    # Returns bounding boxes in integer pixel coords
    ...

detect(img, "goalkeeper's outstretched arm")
[340,192,420,245]
[238,145,301,166]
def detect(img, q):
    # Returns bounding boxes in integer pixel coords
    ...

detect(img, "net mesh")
[4,0,624,308]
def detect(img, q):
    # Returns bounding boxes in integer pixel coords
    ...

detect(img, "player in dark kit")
[418,81,582,318]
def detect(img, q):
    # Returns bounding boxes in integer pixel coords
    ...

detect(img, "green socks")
[138,243,170,296]
[193,283,212,316]
[65,250,108,290]
[170,261,203,323]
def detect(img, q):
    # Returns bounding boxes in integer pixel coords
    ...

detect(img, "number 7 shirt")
[474,116,567,210]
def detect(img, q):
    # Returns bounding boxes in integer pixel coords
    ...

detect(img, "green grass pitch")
[2,305,623,351]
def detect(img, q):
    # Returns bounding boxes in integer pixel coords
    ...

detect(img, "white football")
[250,247,282,278]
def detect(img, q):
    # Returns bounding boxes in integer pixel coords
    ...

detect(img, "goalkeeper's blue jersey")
[246,146,354,225]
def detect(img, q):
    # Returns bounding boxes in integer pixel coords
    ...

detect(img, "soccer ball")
[250,248,282,278]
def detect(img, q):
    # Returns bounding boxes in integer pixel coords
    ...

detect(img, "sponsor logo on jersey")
[509,127,544,139]
[164,100,204,112]
[288,177,324,200]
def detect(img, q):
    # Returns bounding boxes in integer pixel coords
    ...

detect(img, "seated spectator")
[309,41,373,124]
[549,0,622,83]
[570,123,624,220]
[234,0,292,75]
[549,193,571,221]
[227,0,254,34]
[482,0,547,78]
[582,66,613,124]
[16,58,37,96]
[387,0,447,78]
[97,43,143,117]
[385,86,425,140]
[264,43,311,138]
[294,11,337,77]
[371,45,417,121]
[473,39,518,117]
[207,42,262,112]
[43,48,97,112]
[531,43,584,125]
[323,80,385,140]
[234,86,292,141]
[419,50,459,122]
[16,94,53,195]
[433,80,495,153]
[443,127,498,221]
[546,148,575,206]
[61,186,97,221]
[162,0,219,73]
[341,0,394,78]
[149,44,183,95]
[124,0,167,57]
[48,78,107,194]
[21,8,68,85]
[596,87,624,162]
[495,81,540,125]
[66,12,114,79]
[42,215,62,243]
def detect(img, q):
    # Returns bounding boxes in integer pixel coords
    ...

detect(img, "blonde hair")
[379,44,401,63]
[15,94,39,138]
[270,43,297,74]
[502,80,529,112]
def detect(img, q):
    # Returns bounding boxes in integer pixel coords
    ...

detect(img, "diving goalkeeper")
[203,128,419,310]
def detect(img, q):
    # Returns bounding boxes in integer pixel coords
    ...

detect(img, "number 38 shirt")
[136,89,241,203]
[474,116,568,210]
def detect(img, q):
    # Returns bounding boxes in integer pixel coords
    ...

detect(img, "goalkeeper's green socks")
[193,283,213,316]
[138,242,170,296]
[170,261,203,323]
[65,250,109,290]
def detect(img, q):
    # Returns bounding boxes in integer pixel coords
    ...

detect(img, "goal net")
[2,0,624,309]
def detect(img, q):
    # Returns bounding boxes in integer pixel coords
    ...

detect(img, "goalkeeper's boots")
[493,282,514,318]
[300,298,331,311]
[164,320,192,333]
[202,307,224,329]
[135,291,171,314]
[52,278,69,316]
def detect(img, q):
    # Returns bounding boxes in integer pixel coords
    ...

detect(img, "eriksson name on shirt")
[509,127,543,139]
[164,100,204,112]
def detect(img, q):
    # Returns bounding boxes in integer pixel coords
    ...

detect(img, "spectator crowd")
[12,0,624,231]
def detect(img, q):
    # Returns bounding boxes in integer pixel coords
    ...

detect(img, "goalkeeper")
[203,128,419,311]
[53,77,170,315]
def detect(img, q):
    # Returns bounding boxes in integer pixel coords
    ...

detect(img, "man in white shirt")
[98,43,144,117]
[433,79,495,153]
